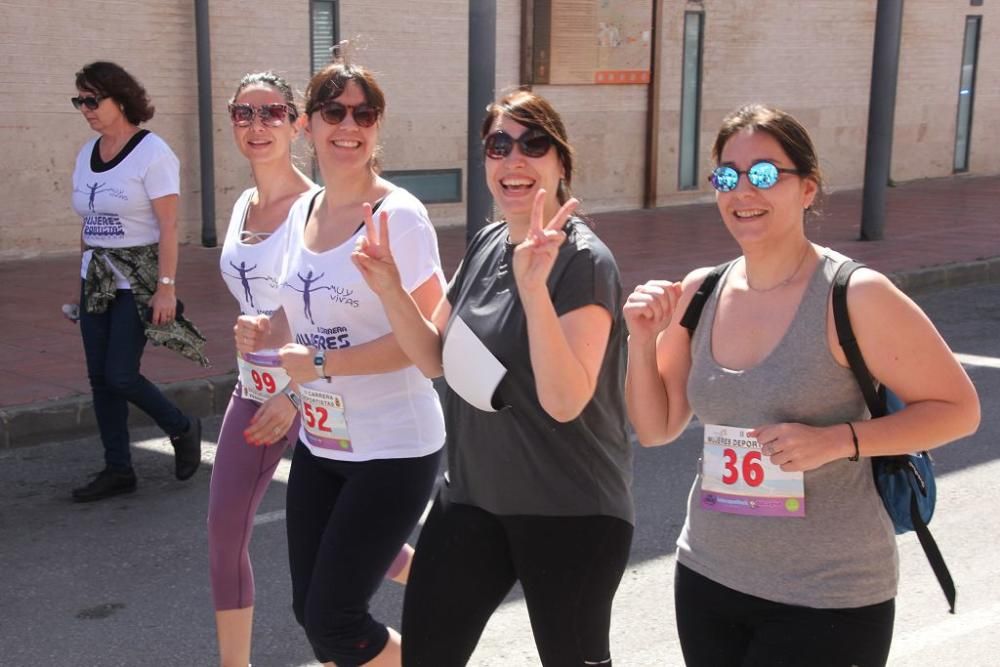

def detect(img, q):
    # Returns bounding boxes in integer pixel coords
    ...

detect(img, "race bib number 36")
[299,386,353,453]
[700,424,805,517]
[238,353,291,403]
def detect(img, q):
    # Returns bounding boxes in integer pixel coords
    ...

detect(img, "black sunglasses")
[483,129,554,160]
[71,95,104,111]
[228,103,296,127]
[312,101,380,128]
[709,161,801,192]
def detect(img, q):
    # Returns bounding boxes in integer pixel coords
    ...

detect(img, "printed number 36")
[722,449,764,487]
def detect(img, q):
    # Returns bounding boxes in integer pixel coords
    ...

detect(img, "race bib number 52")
[700,424,805,517]
[299,386,353,453]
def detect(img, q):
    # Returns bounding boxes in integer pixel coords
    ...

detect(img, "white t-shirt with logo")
[220,186,320,317]
[72,131,180,288]
[279,187,446,461]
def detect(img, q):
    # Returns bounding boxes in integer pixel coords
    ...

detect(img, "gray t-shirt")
[441,218,634,523]
[679,249,898,608]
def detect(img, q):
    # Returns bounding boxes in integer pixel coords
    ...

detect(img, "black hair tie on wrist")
[845,422,860,462]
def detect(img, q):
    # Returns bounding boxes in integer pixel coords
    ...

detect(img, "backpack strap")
[832,260,956,613]
[831,260,886,418]
[680,260,735,338]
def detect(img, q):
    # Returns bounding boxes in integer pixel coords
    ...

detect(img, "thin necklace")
[744,244,811,293]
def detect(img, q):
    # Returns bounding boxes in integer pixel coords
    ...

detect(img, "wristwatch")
[282,387,302,410]
[159,276,176,286]
[313,350,331,381]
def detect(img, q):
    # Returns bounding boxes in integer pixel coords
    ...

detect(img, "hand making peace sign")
[351,202,402,296]
[511,189,579,296]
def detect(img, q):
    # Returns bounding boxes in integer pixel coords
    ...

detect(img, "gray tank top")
[677,248,898,608]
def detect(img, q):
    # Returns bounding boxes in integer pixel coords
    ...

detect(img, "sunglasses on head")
[709,161,801,193]
[483,129,554,160]
[313,101,380,128]
[229,103,296,127]
[71,95,104,111]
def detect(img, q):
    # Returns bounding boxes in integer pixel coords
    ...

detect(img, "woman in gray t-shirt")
[353,90,633,666]
[624,104,980,666]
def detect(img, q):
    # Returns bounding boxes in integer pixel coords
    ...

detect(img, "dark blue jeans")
[79,283,188,470]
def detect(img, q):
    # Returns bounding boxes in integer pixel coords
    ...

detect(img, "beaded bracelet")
[845,422,860,462]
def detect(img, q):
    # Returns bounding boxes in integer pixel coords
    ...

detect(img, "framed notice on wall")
[522,0,653,85]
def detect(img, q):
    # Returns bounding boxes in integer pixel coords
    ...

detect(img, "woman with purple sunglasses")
[624,104,979,666]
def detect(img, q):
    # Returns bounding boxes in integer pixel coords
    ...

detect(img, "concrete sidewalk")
[1,174,998,448]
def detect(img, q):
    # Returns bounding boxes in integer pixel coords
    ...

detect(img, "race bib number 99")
[700,424,805,517]
[238,353,291,403]
[299,386,353,453]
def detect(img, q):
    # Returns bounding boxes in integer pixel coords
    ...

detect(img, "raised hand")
[623,280,683,343]
[234,314,270,355]
[279,343,319,384]
[243,392,298,446]
[352,203,402,296]
[512,189,578,297]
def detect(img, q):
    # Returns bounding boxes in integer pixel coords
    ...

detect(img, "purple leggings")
[208,387,409,610]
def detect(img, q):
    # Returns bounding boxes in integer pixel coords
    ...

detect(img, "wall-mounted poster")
[525,0,653,85]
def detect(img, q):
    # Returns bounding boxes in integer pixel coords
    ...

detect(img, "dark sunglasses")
[229,103,296,127]
[71,95,104,111]
[314,101,380,128]
[483,129,554,160]
[709,161,801,193]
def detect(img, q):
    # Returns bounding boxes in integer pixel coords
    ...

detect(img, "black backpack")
[680,259,956,613]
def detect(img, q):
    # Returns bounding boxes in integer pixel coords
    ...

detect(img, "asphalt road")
[1,281,998,666]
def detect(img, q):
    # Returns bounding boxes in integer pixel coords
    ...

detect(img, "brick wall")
[2,0,998,258]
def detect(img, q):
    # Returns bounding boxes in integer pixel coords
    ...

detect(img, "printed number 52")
[722,449,764,487]
[303,403,332,432]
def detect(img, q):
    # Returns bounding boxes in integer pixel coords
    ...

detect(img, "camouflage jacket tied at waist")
[84,244,210,367]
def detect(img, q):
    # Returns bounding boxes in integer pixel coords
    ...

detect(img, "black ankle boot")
[72,467,137,502]
[170,416,202,480]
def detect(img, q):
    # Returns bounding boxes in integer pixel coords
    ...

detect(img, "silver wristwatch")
[313,350,330,381]
[282,387,302,410]
[159,276,176,286]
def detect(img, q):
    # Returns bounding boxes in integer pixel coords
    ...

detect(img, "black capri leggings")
[286,442,441,666]
[674,562,895,667]
[401,486,634,666]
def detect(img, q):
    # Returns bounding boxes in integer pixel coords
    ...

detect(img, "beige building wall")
[2,0,998,259]
[1,1,200,259]
[893,1,1000,181]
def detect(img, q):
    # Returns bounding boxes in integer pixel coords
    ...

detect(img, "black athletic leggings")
[401,486,634,666]
[674,563,895,667]
[286,442,441,666]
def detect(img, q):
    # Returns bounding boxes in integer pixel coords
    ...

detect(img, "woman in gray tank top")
[623,104,980,667]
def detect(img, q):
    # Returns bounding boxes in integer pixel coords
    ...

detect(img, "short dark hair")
[75,61,155,126]
[229,71,299,119]
[304,62,385,116]
[481,90,575,205]
[712,104,825,206]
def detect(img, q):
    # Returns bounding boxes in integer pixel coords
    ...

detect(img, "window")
[311,1,339,73]
[381,169,463,205]
[679,12,704,190]
[953,16,981,172]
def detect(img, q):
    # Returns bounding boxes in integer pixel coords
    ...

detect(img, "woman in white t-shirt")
[234,61,445,667]
[68,61,204,504]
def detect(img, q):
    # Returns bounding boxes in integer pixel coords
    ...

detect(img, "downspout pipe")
[467,1,497,242]
[860,0,904,241]
[195,0,217,247]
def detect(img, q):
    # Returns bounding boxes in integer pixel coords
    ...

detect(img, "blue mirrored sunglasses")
[709,161,801,192]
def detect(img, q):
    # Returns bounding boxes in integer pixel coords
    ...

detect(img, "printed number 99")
[721,449,764,487]
[251,369,277,394]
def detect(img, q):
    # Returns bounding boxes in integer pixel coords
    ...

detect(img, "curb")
[2,258,998,449]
